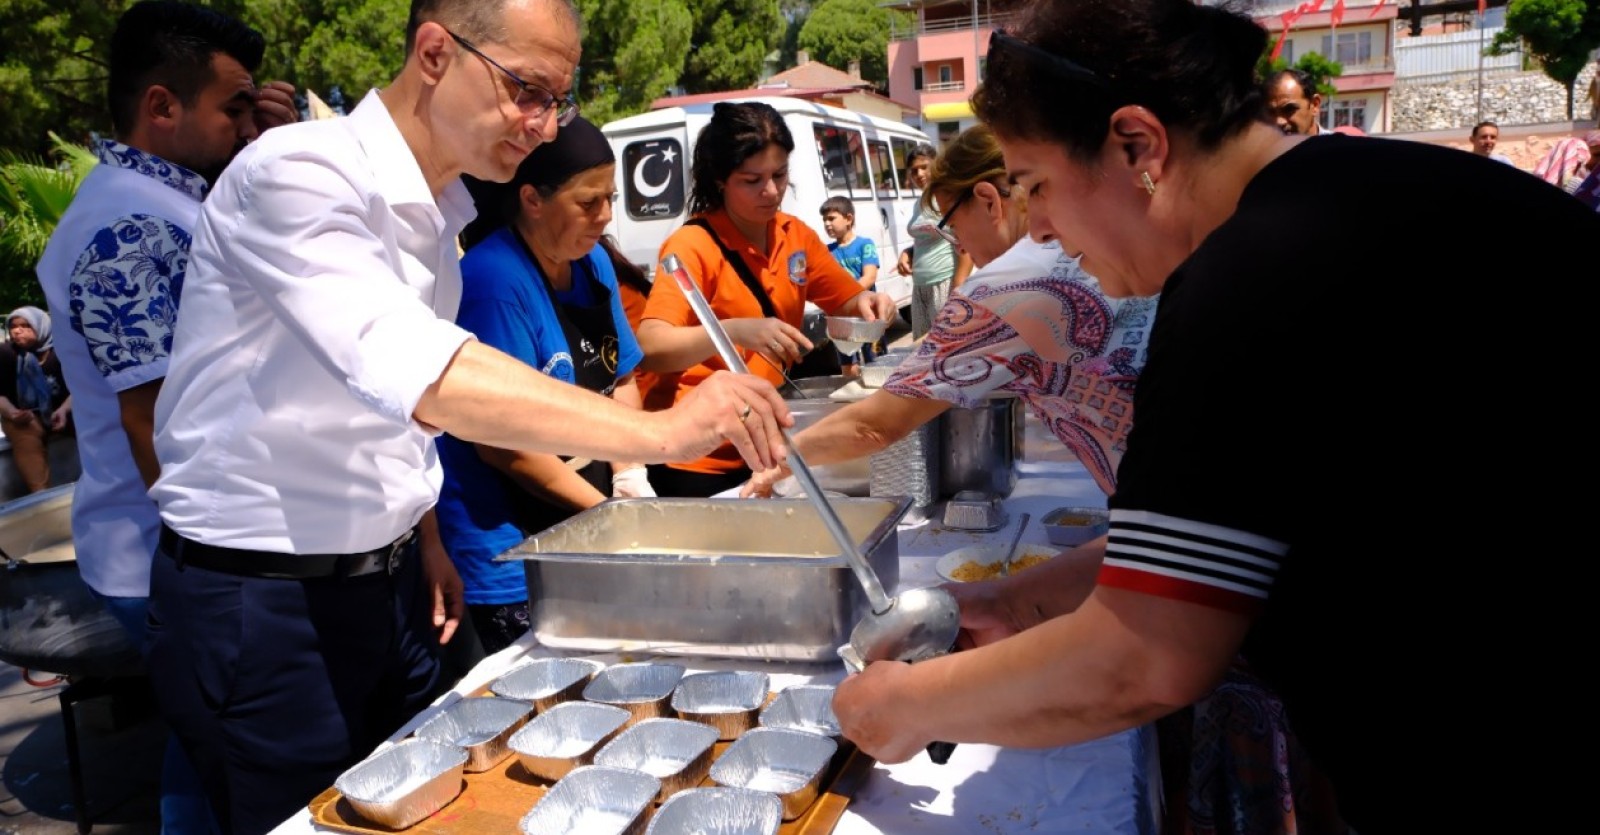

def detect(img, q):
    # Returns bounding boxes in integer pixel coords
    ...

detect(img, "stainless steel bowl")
[519,764,660,835]
[758,685,840,739]
[645,787,784,835]
[594,718,720,801]
[670,671,769,740]
[489,657,605,712]
[412,696,532,772]
[709,727,838,821]
[507,700,632,781]
[333,738,468,829]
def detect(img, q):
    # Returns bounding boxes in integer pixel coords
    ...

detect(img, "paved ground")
[0,665,163,834]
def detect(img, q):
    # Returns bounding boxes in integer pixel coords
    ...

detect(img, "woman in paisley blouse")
[743,124,1155,499]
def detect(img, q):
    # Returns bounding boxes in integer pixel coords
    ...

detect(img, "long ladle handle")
[662,254,893,614]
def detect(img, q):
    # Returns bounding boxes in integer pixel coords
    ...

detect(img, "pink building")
[883,0,1015,144]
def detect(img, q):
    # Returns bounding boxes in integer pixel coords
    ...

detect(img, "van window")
[892,137,923,194]
[813,125,871,197]
[869,140,896,198]
[622,138,685,220]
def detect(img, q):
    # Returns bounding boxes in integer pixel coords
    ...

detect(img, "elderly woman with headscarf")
[1,306,72,493]
[436,116,654,655]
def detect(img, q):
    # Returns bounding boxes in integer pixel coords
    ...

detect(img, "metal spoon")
[1000,513,1031,577]
[660,254,961,666]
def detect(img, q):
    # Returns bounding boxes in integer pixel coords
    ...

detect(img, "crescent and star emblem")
[632,146,677,198]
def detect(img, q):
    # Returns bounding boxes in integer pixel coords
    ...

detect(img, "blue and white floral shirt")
[34,140,209,598]
[68,141,206,389]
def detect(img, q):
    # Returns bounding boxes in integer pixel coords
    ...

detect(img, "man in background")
[1470,121,1514,164]
[1265,69,1333,137]
[34,2,297,832]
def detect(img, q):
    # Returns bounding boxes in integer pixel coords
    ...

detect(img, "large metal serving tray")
[500,497,909,662]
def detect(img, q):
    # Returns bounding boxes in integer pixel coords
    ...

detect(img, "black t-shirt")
[1102,136,1597,831]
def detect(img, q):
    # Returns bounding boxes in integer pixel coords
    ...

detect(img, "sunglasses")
[931,183,1013,248]
[447,30,579,126]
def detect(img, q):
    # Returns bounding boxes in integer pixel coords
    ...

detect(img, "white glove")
[612,467,656,498]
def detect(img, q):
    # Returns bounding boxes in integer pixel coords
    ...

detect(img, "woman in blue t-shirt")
[438,117,654,654]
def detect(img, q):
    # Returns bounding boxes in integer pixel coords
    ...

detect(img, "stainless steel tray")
[502,497,909,661]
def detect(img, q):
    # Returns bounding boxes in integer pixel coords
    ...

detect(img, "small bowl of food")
[1041,506,1110,547]
[936,542,1058,583]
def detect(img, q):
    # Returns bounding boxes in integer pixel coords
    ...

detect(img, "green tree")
[0,0,124,154]
[796,0,895,87]
[1490,0,1600,119]
[244,0,408,104]
[576,0,693,126]
[1257,50,1344,100]
[0,134,97,309]
[679,0,782,93]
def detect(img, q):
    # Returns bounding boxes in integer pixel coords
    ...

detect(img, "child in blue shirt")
[820,196,881,372]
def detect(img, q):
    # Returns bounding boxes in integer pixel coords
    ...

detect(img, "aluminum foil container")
[594,718,719,801]
[709,727,839,821]
[670,671,769,740]
[413,696,532,773]
[508,700,631,781]
[489,657,605,712]
[645,787,784,835]
[942,489,1005,531]
[758,685,840,739]
[519,764,660,835]
[333,738,467,829]
[583,662,686,726]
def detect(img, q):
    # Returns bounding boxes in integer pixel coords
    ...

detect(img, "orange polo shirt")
[642,208,864,474]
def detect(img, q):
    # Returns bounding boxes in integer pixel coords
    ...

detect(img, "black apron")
[510,242,624,535]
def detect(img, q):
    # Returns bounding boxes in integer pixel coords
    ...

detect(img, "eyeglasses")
[988,30,1108,89]
[448,30,578,126]
[932,183,1011,248]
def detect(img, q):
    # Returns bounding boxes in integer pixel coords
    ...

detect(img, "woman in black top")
[1,306,71,494]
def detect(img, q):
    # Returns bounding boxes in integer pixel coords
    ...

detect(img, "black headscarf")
[461,115,616,251]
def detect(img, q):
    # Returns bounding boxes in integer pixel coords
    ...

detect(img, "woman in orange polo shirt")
[638,101,896,497]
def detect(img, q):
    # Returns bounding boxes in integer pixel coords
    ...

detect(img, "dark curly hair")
[688,101,795,216]
[972,0,1270,163]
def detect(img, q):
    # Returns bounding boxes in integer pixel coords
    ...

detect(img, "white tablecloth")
[271,459,1158,835]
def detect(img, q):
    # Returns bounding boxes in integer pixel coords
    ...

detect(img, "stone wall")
[1392,63,1598,133]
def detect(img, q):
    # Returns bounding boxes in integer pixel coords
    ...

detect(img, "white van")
[601,97,937,313]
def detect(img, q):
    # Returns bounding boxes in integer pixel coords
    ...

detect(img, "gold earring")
[1140,172,1157,196]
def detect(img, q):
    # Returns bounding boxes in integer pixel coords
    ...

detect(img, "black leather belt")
[159,525,418,580]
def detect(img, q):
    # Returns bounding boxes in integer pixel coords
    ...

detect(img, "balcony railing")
[890,11,1019,40]
[922,80,966,93]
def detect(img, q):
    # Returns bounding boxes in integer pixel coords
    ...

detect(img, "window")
[912,66,924,91]
[977,56,987,82]
[892,137,923,192]
[813,124,871,196]
[1330,98,1367,131]
[938,64,952,84]
[622,138,684,220]
[938,121,959,147]
[869,140,897,197]
[1280,39,1294,64]
[1320,31,1372,66]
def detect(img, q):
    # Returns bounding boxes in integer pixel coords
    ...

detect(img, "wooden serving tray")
[308,698,873,835]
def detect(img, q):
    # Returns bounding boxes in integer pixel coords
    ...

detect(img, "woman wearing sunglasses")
[744,123,1155,502]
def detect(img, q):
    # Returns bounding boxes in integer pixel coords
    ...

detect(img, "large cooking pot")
[0,484,143,678]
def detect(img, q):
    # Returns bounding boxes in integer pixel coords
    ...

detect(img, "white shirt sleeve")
[202,148,471,426]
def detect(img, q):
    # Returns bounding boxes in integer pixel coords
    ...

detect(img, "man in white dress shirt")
[142,0,789,830]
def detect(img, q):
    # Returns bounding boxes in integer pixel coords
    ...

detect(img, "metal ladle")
[660,254,962,669]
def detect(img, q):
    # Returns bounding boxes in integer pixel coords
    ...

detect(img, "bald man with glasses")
[142,0,791,831]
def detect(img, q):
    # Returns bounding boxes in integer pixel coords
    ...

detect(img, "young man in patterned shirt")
[34,2,297,830]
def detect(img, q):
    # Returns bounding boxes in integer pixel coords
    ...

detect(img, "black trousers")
[145,537,441,835]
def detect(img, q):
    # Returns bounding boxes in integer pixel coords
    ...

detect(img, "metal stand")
[59,675,152,834]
